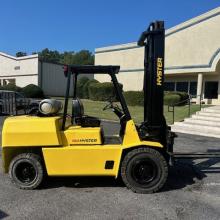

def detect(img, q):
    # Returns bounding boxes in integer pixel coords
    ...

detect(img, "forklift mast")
[138,21,165,128]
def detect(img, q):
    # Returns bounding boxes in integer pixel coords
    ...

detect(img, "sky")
[0,0,219,56]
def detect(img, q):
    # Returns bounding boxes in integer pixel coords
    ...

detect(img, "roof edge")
[0,52,38,61]
[166,6,220,36]
[95,6,220,53]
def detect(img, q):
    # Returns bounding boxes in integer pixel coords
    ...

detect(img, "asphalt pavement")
[0,117,220,220]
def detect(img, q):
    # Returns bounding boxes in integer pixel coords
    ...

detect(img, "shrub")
[175,91,189,101]
[83,79,99,99]
[122,90,188,106]
[88,82,123,101]
[123,91,188,106]
[0,83,22,92]
[164,94,181,106]
[164,91,189,105]
[22,84,44,98]
[123,91,144,106]
[76,77,90,98]
[78,76,90,85]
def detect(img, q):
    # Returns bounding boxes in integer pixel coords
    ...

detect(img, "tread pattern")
[121,147,168,194]
[9,153,44,190]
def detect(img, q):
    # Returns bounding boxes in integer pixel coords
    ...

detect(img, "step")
[206,106,220,110]
[202,108,220,113]
[171,125,220,138]
[191,115,220,122]
[173,122,220,132]
[196,112,220,117]
[184,118,220,127]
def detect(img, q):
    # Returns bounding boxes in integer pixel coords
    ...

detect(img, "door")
[204,81,218,99]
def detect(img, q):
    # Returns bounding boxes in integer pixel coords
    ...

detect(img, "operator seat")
[72,98,101,127]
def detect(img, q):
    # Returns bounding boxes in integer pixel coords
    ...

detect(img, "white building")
[0,52,39,87]
[0,52,92,96]
[95,7,220,104]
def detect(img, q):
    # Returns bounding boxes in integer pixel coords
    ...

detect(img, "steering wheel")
[103,97,114,111]
[66,113,72,118]
[103,101,113,111]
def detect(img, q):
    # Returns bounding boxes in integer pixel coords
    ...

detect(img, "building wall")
[0,53,38,87]
[95,45,144,91]
[0,53,95,97]
[165,9,220,72]
[94,7,220,95]
[40,62,94,97]
[40,62,69,97]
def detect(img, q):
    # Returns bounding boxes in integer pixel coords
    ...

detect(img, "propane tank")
[39,99,63,115]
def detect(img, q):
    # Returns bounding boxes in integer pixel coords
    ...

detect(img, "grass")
[57,98,207,125]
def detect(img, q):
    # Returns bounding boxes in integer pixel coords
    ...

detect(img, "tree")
[38,48,60,63]
[16,52,27,57]
[71,50,94,65]
[37,48,94,65]
[61,51,75,64]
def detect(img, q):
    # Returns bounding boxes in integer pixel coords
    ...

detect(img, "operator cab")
[71,97,126,144]
[62,65,130,144]
[72,98,101,127]
[70,96,127,144]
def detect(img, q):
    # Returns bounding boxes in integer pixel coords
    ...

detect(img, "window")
[189,81,197,96]
[176,82,188,93]
[204,81,218,99]
[2,79,16,86]
[14,66,20,70]
[3,79,7,86]
[164,82,175,91]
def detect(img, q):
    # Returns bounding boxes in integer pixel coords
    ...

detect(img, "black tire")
[9,153,44,190]
[121,147,168,194]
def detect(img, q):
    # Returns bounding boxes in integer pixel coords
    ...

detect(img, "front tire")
[9,153,44,190]
[121,148,168,193]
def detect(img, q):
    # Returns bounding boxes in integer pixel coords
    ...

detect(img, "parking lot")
[0,116,220,220]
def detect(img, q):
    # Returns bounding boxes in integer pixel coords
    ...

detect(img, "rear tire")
[9,153,44,190]
[121,147,168,193]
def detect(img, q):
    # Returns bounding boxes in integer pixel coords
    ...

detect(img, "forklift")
[2,21,175,194]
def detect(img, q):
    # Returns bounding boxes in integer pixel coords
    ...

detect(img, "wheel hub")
[15,162,36,184]
[132,159,157,184]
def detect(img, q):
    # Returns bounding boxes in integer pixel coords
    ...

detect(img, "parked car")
[0,90,40,115]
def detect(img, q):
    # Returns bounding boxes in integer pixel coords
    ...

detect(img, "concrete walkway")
[172,105,220,138]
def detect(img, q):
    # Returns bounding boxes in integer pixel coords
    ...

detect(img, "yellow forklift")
[1,21,176,193]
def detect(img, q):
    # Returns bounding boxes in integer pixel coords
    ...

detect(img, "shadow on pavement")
[41,157,220,192]
[0,210,8,219]
[194,156,220,174]
[165,155,220,192]
[164,161,205,192]
[42,176,124,190]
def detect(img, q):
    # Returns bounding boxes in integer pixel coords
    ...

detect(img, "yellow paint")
[42,120,162,177]
[122,120,162,148]
[62,126,102,145]
[2,117,163,176]
[2,115,62,147]
[43,146,122,176]
[122,120,141,145]
[157,57,163,86]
